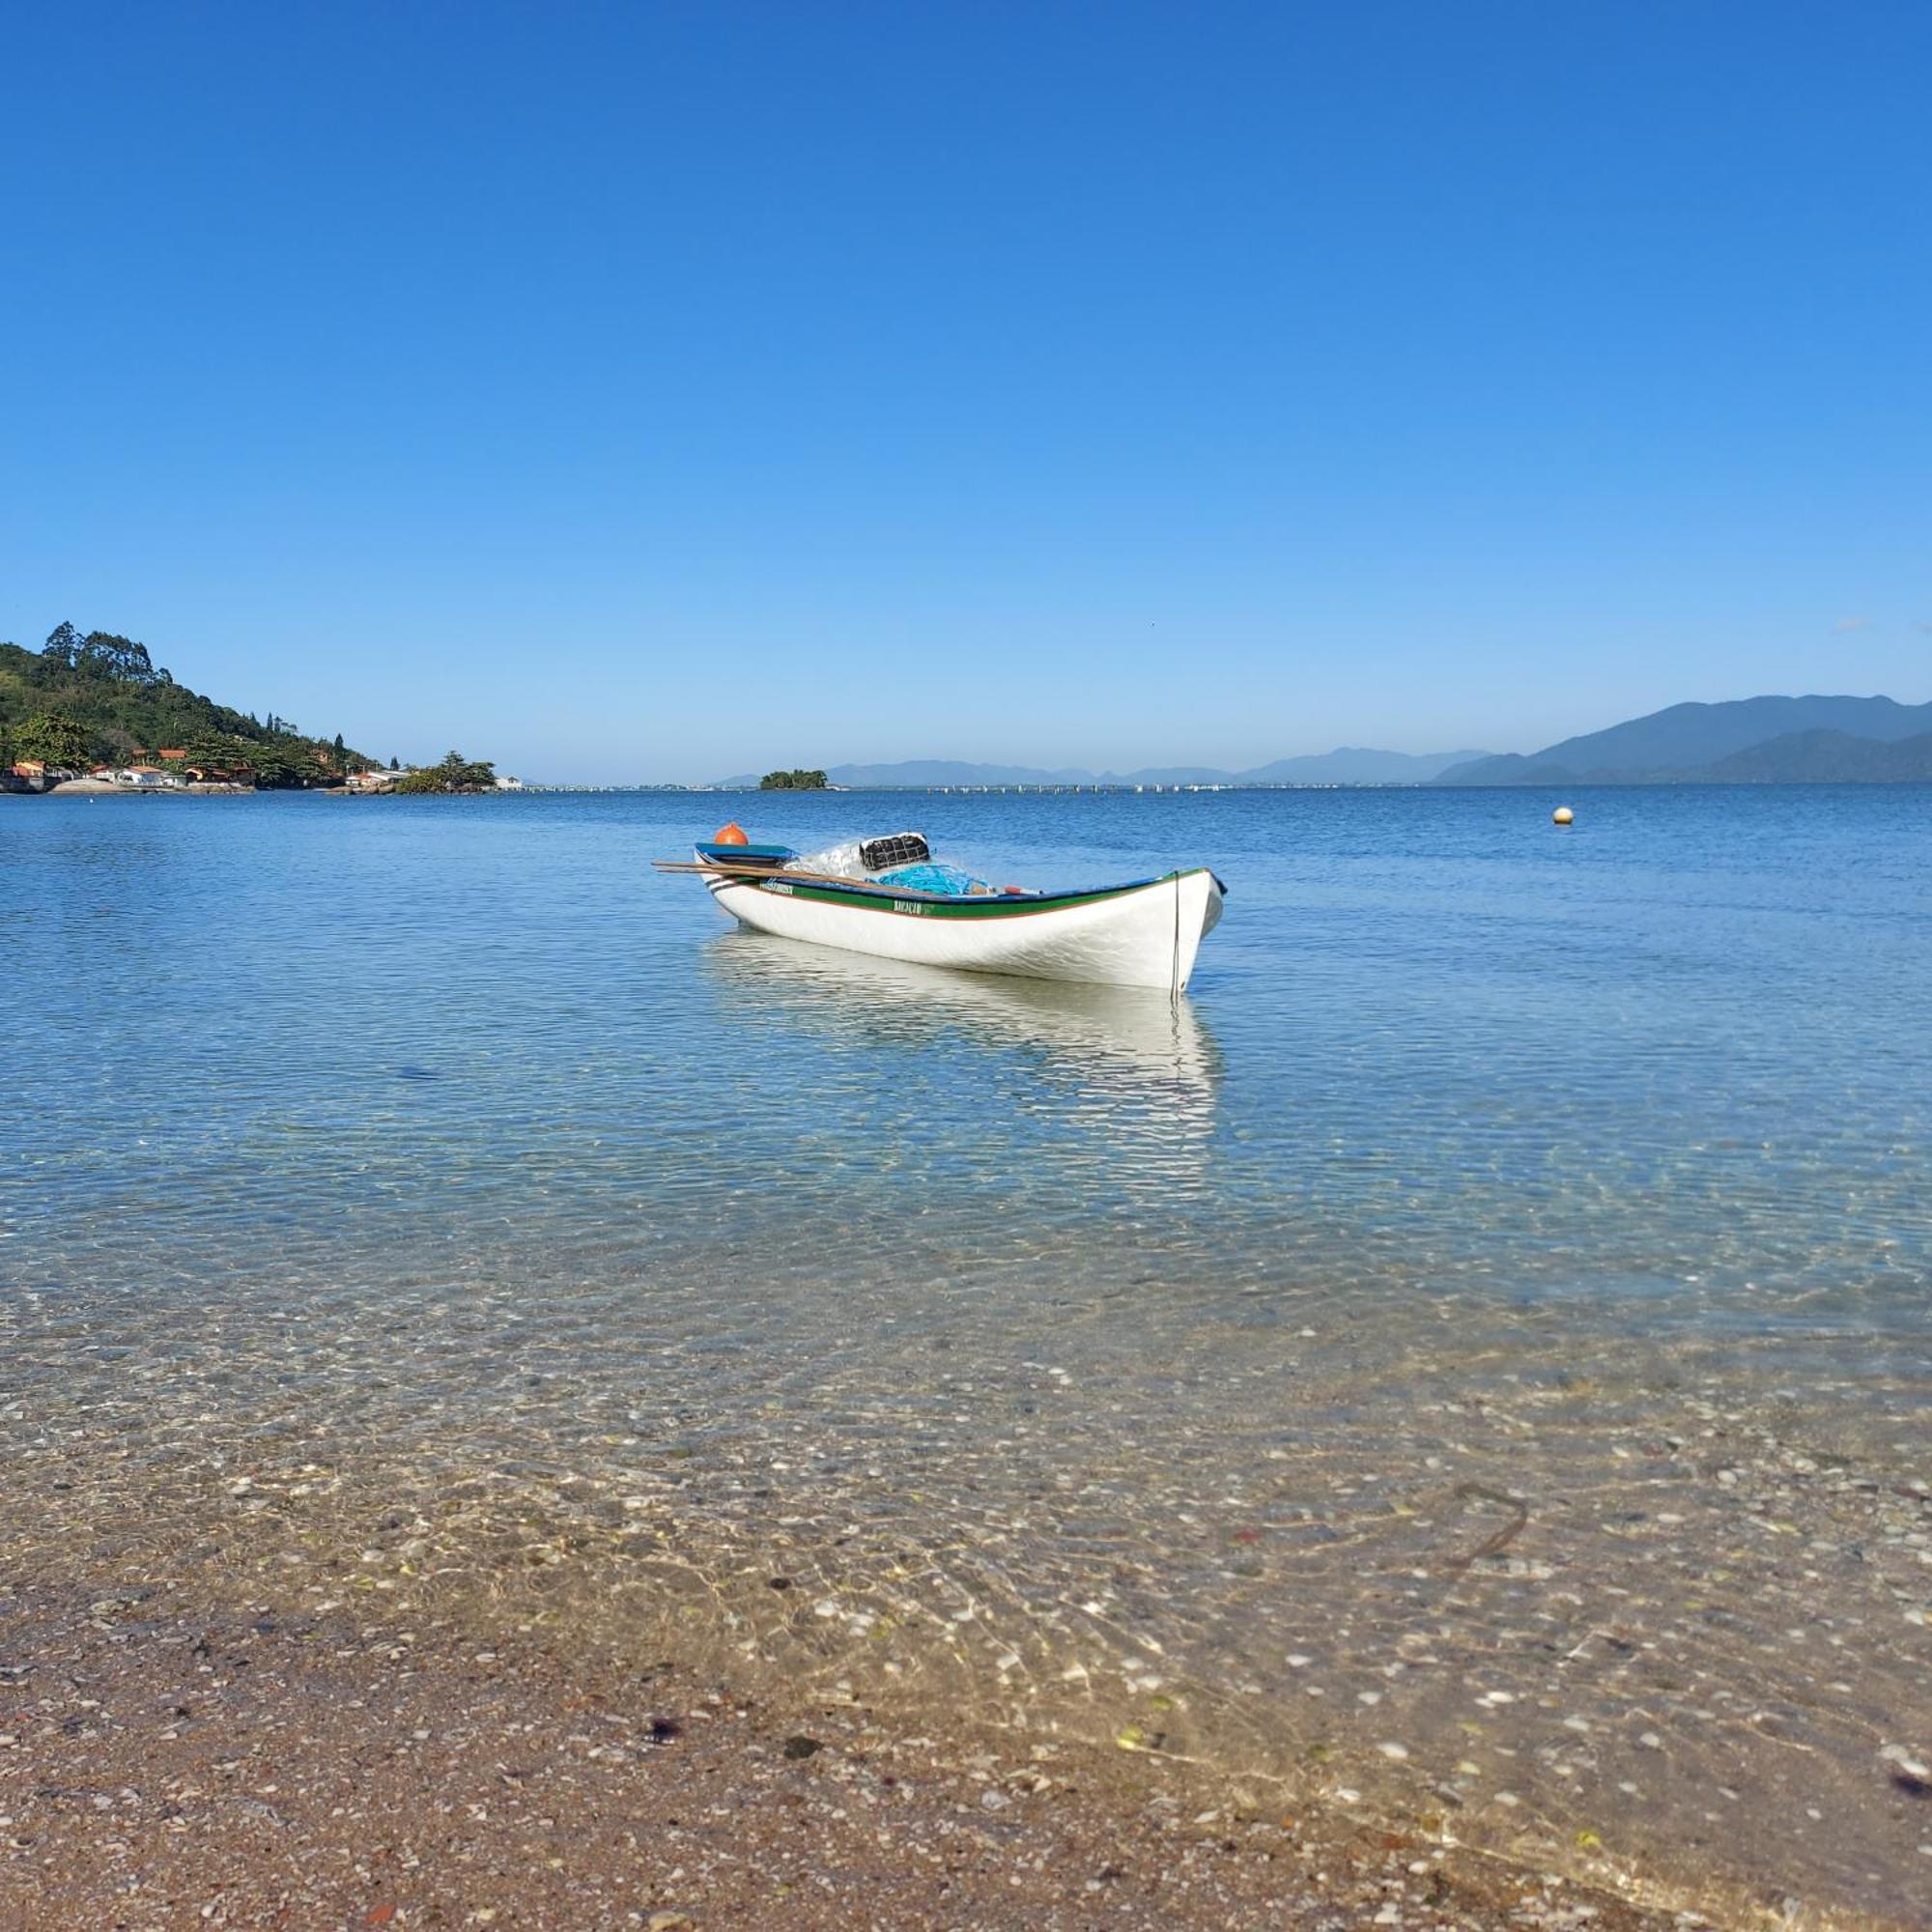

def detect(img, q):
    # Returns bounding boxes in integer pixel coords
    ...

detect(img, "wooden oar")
[652,857,1041,901]
[650,858,976,899]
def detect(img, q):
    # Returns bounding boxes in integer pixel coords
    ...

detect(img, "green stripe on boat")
[741,872,1202,919]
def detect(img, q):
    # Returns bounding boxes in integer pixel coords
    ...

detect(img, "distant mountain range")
[710,694,1932,792]
[1437,695,1932,784]
[711,748,1490,789]
[1696,727,1932,782]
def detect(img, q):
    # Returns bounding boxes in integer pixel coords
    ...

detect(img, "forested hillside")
[1,622,381,786]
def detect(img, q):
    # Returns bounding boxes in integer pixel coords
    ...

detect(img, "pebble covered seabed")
[4,1249,1928,1927]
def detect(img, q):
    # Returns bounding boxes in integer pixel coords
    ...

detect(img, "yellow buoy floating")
[1552,806,1575,826]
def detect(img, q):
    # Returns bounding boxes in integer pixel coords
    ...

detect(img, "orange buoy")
[714,821,749,845]
[1552,806,1575,826]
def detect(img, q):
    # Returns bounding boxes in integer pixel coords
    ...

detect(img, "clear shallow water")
[4,786,1930,1920]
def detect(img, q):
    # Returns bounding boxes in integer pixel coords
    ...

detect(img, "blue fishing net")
[872,862,991,895]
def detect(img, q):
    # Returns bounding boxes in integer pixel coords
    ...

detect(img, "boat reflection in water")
[702,929,1224,1199]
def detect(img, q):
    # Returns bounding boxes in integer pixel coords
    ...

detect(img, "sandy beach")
[2,1580,1691,1932]
[4,1348,1926,1932]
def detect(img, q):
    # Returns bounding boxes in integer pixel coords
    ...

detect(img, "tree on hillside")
[178,731,258,775]
[43,630,169,687]
[248,743,322,788]
[16,710,90,768]
[42,621,84,668]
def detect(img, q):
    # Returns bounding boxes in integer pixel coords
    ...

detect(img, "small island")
[391,751,500,794]
[758,768,829,790]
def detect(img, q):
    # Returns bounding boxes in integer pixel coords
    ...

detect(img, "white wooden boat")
[656,829,1225,991]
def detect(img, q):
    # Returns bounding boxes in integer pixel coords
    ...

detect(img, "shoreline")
[31,779,257,796]
[0,1581,1697,1931]
[4,1251,1926,1928]
[6,1370,1923,1931]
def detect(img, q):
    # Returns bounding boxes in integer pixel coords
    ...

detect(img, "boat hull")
[702,865,1224,990]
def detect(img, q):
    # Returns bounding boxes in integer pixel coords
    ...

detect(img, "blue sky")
[3,2,1927,782]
